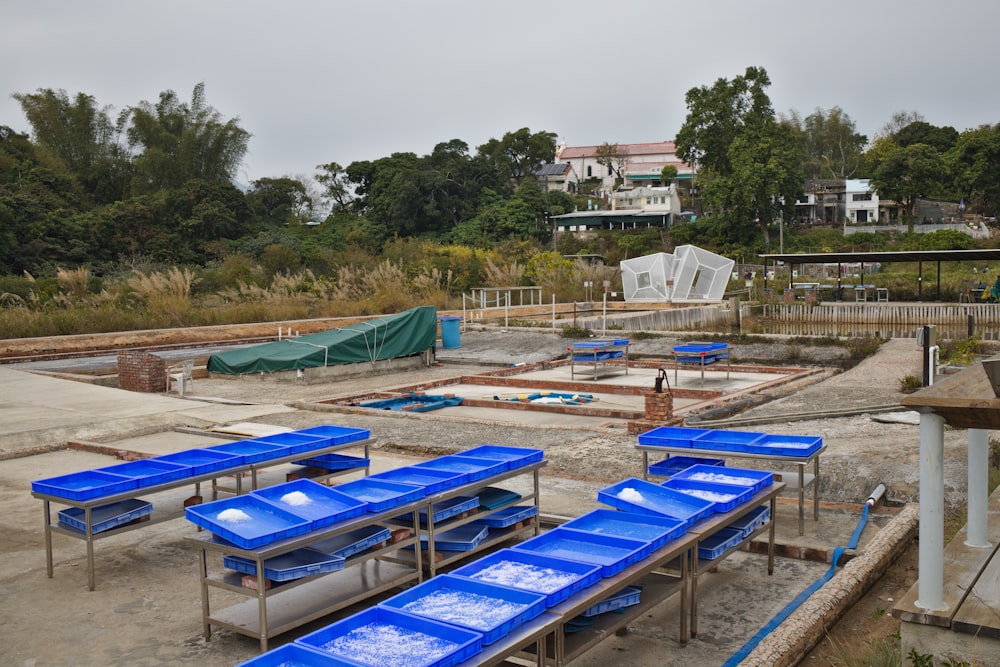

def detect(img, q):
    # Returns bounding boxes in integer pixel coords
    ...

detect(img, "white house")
[610,185,681,214]
[553,141,693,195]
[845,178,879,223]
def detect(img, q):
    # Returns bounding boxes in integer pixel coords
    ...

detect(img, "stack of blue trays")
[580,586,642,617]
[310,525,392,559]
[472,505,537,529]
[295,606,483,667]
[450,547,601,607]
[58,498,153,534]
[378,574,547,645]
[698,527,744,560]
[419,525,488,552]
[223,548,345,582]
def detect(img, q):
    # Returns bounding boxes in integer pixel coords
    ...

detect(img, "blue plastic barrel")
[438,316,462,349]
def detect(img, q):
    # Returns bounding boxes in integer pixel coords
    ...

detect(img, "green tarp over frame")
[206,305,438,375]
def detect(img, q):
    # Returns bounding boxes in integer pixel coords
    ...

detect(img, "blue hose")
[721,502,871,666]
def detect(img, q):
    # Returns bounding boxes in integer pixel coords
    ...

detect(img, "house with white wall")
[553,141,693,196]
[846,178,879,223]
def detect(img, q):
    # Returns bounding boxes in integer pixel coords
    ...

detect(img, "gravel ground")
[185,330,969,508]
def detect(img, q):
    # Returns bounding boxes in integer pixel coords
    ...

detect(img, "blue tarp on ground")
[206,305,437,375]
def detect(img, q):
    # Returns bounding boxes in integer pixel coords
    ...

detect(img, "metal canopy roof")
[759,249,1000,265]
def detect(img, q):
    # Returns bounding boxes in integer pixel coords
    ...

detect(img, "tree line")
[3,69,1000,284]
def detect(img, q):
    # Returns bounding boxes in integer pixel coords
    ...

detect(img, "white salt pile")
[473,560,580,593]
[217,508,252,522]
[401,588,524,630]
[616,487,645,503]
[689,471,758,486]
[324,621,454,667]
[280,490,312,506]
[682,489,735,503]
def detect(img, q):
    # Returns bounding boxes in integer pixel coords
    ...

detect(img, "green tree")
[947,124,1000,215]
[675,66,803,245]
[315,161,353,212]
[246,177,311,227]
[594,143,629,184]
[124,83,250,193]
[870,143,945,229]
[476,128,557,186]
[12,88,131,204]
[782,106,867,179]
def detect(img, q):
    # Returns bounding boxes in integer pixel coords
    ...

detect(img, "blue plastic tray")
[96,458,191,487]
[648,455,725,477]
[475,487,523,510]
[292,425,371,444]
[673,342,727,353]
[571,339,629,348]
[572,350,623,362]
[581,585,642,617]
[698,527,744,560]
[597,478,714,525]
[454,445,543,471]
[58,498,153,534]
[660,478,756,513]
[450,547,601,607]
[295,606,483,667]
[311,525,392,559]
[334,477,425,512]
[252,479,369,529]
[235,642,353,666]
[247,432,331,456]
[419,524,488,552]
[379,574,547,645]
[670,465,773,494]
[224,547,346,582]
[412,455,507,484]
[473,505,537,529]
[204,440,289,465]
[637,426,711,449]
[727,505,771,539]
[744,433,823,457]
[512,527,651,578]
[152,448,243,476]
[690,429,766,453]
[185,495,312,549]
[400,496,479,525]
[563,509,687,551]
[32,469,137,501]
[293,453,370,470]
[368,466,467,494]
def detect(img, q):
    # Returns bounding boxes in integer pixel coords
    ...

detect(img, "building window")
[587,165,592,177]
[608,166,613,176]
[853,193,873,201]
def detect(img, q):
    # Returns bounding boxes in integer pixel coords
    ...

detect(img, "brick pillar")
[783,289,796,304]
[805,289,818,305]
[117,351,167,392]
[628,390,675,435]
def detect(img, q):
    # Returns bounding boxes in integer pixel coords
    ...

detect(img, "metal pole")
[966,428,991,548]
[916,411,946,611]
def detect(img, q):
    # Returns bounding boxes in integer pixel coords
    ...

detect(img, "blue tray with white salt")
[310,525,392,559]
[96,458,191,488]
[450,547,601,607]
[597,478,715,525]
[512,527,651,578]
[669,464,773,494]
[204,439,289,465]
[185,495,312,549]
[368,466,467,494]
[689,429,765,453]
[378,574,547,645]
[647,455,724,478]
[252,479,369,530]
[224,547,345,582]
[563,508,687,551]
[334,477,426,512]
[659,478,755,513]
[744,433,823,457]
[412,455,507,484]
[295,605,483,667]
[453,444,543,471]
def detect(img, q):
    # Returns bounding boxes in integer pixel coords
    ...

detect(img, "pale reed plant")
[483,257,526,287]
[127,267,198,326]
[411,267,454,308]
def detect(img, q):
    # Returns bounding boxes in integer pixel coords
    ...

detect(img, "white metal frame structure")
[620,245,734,303]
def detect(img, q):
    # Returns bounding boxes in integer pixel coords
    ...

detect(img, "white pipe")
[866,483,886,506]
[916,411,947,610]
[967,428,991,548]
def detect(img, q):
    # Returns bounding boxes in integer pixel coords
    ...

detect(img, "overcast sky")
[4,1,999,184]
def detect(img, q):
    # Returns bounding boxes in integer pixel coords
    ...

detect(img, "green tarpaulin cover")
[206,305,437,375]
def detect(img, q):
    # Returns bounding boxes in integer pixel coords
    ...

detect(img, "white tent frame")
[619,245,734,303]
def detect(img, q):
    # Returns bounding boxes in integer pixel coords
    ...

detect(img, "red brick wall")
[117,351,166,393]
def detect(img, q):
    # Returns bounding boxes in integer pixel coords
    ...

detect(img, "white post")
[966,428,991,548]
[552,294,556,330]
[916,411,947,610]
[504,293,509,332]
[602,291,607,336]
